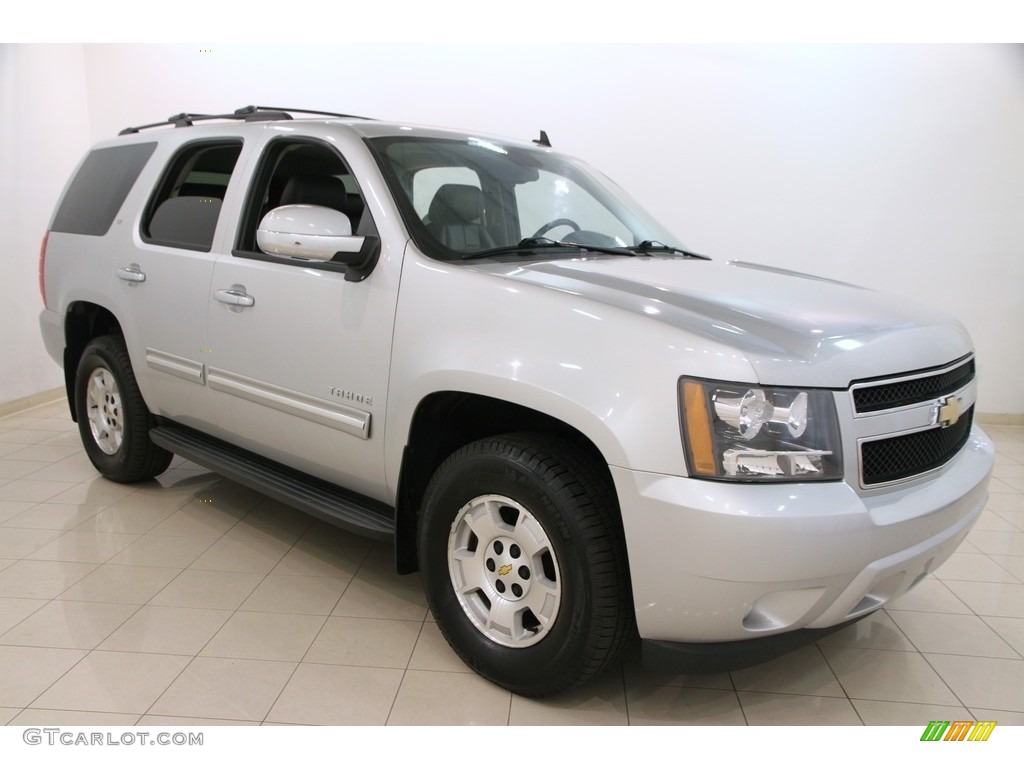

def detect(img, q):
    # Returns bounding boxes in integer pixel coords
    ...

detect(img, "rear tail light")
[39,231,49,306]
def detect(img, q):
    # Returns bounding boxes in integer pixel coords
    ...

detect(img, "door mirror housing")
[256,204,381,281]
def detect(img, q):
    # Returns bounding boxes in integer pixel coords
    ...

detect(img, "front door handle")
[214,288,255,308]
[116,264,146,283]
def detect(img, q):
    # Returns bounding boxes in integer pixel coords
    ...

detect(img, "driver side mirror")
[256,204,380,282]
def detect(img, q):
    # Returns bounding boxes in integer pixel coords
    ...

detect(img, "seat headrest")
[428,184,484,223]
[148,196,222,251]
[280,174,347,211]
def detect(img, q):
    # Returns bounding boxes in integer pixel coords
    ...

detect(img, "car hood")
[468,256,973,388]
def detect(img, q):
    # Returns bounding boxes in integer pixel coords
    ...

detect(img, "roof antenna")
[533,130,551,148]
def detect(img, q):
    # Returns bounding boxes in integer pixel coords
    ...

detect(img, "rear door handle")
[214,288,255,308]
[116,264,146,283]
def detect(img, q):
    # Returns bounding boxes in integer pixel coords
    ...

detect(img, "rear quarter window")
[50,143,157,236]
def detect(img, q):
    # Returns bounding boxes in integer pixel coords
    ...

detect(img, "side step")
[150,423,394,540]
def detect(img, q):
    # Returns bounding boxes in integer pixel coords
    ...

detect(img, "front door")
[204,136,397,500]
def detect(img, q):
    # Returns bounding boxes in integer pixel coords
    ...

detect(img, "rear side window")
[142,140,242,252]
[50,143,156,236]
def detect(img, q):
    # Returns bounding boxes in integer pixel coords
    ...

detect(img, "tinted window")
[51,143,156,236]
[142,141,242,252]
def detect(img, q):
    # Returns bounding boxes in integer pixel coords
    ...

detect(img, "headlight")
[679,378,843,481]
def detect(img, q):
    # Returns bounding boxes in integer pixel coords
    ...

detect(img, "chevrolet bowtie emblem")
[934,395,964,428]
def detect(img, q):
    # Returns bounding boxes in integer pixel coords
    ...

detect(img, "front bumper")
[612,425,993,651]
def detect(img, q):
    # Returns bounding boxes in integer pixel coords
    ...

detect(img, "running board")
[150,424,394,540]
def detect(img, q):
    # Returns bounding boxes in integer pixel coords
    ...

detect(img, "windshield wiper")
[461,238,710,262]
[462,237,632,261]
[631,240,711,260]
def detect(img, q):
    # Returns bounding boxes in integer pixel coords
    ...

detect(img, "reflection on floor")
[1,399,1022,725]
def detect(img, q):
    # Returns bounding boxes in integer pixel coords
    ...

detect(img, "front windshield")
[366,135,679,261]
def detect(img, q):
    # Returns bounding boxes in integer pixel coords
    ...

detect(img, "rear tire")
[418,433,634,697]
[74,335,172,483]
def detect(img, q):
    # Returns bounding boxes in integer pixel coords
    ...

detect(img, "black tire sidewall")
[419,444,598,694]
[74,337,154,481]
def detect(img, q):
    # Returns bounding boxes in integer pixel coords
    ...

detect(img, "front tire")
[418,434,634,697]
[74,335,173,483]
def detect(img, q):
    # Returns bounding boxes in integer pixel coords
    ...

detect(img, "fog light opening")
[742,587,828,632]
[847,594,884,618]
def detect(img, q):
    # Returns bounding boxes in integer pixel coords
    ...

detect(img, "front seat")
[279,173,348,212]
[426,184,494,252]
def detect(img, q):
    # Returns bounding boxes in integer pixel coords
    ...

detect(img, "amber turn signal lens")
[682,380,717,476]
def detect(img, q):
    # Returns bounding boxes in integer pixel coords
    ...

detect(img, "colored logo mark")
[920,720,996,742]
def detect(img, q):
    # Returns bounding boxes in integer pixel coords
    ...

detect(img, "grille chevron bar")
[852,359,974,414]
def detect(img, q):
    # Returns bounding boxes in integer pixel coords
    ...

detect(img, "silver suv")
[39,106,994,696]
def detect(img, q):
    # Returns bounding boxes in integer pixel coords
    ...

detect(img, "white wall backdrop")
[0,44,91,407]
[3,43,1023,414]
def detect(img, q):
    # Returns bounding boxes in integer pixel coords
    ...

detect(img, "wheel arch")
[413,430,636,696]
[394,390,620,575]
[63,301,124,422]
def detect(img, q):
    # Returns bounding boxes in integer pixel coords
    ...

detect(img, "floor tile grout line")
[136,613,249,723]
[253,541,417,725]
[729,685,751,726]
[375,617,425,726]
[916,647,975,713]
[5,544,176,712]
[383,664,410,726]
[618,663,633,726]
[0,595,149,649]
[133,506,362,724]
[251,548,352,720]
[815,642,864,724]
[0,559,103,599]
[846,694,974,721]
[976,615,1024,661]
[259,614,352,725]
[938,550,1024,584]
[132,502,288,723]
[816,637,911,725]
[365,583,430,726]
[733,686,869,702]
[965,705,1024,718]
[885,606,1024,660]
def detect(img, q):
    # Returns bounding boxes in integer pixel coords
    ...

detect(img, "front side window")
[234,138,375,264]
[368,136,678,261]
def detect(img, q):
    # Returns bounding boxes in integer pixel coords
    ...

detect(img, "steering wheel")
[531,218,582,239]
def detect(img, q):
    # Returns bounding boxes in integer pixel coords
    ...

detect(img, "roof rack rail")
[239,105,374,120]
[119,105,373,136]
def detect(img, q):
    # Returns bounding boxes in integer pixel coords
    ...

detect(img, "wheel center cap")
[484,536,532,601]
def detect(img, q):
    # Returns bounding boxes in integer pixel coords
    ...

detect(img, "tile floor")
[1,398,1022,726]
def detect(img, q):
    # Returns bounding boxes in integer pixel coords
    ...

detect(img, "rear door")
[115,139,246,426]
